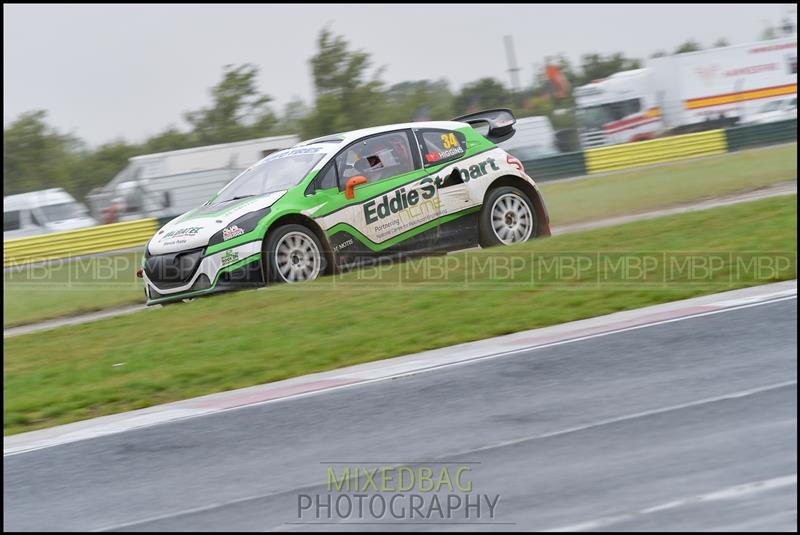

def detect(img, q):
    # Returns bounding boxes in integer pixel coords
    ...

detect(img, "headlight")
[208,207,271,247]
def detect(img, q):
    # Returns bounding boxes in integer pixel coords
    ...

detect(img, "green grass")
[3,252,144,328]
[541,143,797,226]
[4,195,796,435]
[3,143,796,328]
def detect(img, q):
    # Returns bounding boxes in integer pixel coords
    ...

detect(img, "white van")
[497,116,559,161]
[3,188,98,240]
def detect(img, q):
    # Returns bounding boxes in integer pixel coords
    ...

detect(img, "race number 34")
[441,133,459,149]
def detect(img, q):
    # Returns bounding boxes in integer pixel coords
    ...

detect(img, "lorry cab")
[574,37,797,148]
[3,188,98,240]
[574,69,663,148]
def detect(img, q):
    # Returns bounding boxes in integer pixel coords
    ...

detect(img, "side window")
[4,210,21,232]
[609,102,625,120]
[31,209,45,227]
[416,129,467,166]
[610,99,641,120]
[335,131,416,186]
[316,164,339,191]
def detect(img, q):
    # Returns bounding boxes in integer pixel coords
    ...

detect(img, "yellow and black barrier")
[584,129,728,174]
[3,218,157,267]
[521,119,795,181]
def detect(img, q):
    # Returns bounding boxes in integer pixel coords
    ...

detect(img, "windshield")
[37,202,85,222]
[576,105,614,130]
[210,147,327,205]
[577,98,642,130]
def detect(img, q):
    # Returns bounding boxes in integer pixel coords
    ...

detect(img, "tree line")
[3,29,754,201]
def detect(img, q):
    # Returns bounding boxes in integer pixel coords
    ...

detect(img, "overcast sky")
[4,3,795,146]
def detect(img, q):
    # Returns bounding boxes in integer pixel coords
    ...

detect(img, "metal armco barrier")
[584,129,728,173]
[3,218,156,267]
[725,119,798,152]
[522,151,587,181]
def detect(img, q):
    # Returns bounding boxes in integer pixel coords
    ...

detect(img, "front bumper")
[142,240,264,305]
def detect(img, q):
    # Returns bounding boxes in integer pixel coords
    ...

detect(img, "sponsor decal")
[160,226,202,240]
[222,225,245,241]
[425,146,464,163]
[265,146,324,161]
[221,249,240,267]
[363,157,499,224]
[443,156,500,185]
[333,238,354,253]
[425,133,465,163]
[364,186,432,224]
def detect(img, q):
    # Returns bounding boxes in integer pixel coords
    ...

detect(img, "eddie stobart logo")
[454,156,500,181]
[364,185,432,225]
[363,157,500,224]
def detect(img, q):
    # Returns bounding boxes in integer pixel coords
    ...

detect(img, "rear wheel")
[479,186,537,248]
[263,224,324,283]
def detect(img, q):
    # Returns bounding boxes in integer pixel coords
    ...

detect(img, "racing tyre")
[263,224,325,284]
[479,186,537,248]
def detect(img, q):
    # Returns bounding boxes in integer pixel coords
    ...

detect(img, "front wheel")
[479,186,537,248]
[263,224,325,283]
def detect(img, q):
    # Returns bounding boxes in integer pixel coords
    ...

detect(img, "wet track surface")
[4,299,797,531]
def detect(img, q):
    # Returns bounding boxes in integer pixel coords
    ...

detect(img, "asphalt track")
[3,295,796,531]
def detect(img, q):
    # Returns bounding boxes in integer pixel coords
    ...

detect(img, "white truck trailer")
[574,36,797,148]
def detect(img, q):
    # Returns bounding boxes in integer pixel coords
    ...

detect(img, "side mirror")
[345,175,368,200]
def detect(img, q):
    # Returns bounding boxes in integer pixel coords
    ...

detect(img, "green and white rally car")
[141,109,551,305]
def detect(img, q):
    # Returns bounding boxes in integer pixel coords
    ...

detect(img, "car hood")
[148,191,286,255]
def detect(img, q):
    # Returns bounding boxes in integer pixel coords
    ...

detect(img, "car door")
[412,127,478,250]
[308,129,443,264]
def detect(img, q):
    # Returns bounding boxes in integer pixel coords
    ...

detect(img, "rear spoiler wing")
[452,108,516,143]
